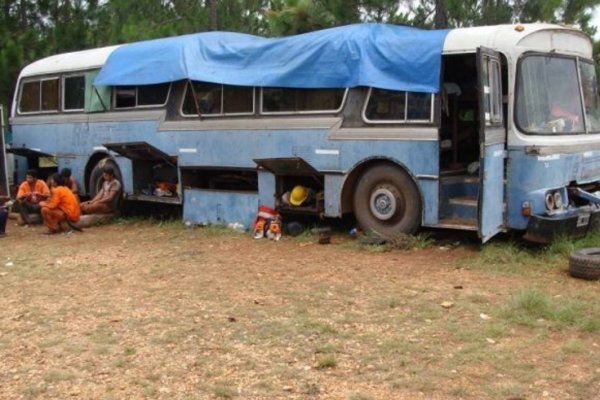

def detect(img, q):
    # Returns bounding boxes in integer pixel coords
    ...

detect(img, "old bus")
[8,23,600,242]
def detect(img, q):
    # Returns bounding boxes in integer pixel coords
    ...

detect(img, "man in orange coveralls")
[15,169,50,224]
[39,173,80,234]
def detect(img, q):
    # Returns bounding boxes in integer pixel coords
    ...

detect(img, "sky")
[593,6,600,39]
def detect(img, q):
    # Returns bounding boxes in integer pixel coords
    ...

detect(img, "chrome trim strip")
[416,175,439,180]
[11,109,167,125]
[315,149,339,155]
[329,126,438,141]
[160,116,341,131]
[11,113,89,125]
[89,110,165,123]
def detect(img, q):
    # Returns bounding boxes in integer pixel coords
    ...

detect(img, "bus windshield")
[516,55,600,135]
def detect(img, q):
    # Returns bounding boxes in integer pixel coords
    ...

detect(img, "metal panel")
[254,157,320,177]
[104,141,176,165]
[324,174,344,217]
[183,188,258,228]
[257,170,276,208]
[7,147,53,158]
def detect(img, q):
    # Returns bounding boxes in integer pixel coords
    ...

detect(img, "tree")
[265,0,336,35]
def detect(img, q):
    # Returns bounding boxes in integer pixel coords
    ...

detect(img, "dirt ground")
[0,219,599,400]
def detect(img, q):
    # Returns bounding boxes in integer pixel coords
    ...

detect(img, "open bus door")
[0,105,9,197]
[477,47,506,242]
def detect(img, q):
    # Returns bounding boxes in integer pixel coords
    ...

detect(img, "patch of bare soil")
[0,221,598,399]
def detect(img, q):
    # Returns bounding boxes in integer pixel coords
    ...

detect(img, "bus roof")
[20,45,120,78]
[443,23,592,57]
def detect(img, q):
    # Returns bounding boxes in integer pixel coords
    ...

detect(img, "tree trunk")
[434,0,448,29]
[209,0,218,31]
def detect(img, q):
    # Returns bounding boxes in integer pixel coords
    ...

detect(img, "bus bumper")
[524,208,600,243]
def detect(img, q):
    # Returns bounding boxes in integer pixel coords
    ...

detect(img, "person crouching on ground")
[80,165,121,215]
[39,173,81,234]
[15,169,50,225]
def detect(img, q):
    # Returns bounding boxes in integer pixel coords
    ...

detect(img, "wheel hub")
[369,187,399,221]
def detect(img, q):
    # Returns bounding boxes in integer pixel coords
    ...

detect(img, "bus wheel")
[353,165,421,238]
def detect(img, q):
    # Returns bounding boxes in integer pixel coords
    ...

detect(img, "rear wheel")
[353,165,421,238]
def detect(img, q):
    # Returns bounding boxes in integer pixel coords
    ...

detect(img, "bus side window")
[365,89,406,120]
[181,81,253,116]
[19,81,41,113]
[18,78,60,114]
[365,88,432,123]
[64,75,85,111]
[407,92,432,120]
[261,87,344,113]
[115,86,136,108]
[41,79,59,111]
[138,83,170,106]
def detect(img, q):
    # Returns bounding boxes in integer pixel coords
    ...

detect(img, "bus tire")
[89,158,123,212]
[569,248,600,280]
[353,165,421,238]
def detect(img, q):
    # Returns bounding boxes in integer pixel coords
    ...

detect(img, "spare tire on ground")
[569,248,600,280]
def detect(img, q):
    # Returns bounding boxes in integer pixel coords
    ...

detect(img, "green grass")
[43,370,76,383]
[467,226,600,274]
[213,383,236,399]
[498,288,600,332]
[315,354,337,369]
[348,393,375,400]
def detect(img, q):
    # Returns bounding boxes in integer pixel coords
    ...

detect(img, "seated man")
[39,173,81,234]
[15,169,50,225]
[80,165,121,215]
[60,168,80,197]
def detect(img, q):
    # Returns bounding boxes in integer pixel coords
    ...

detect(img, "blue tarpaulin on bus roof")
[94,23,449,93]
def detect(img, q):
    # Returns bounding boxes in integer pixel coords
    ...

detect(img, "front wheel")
[353,165,421,238]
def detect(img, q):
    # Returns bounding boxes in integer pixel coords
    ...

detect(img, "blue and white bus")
[8,23,600,242]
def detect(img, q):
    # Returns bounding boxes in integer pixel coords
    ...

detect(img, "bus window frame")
[180,82,256,118]
[361,87,435,124]
[17,76,61,115]
[62,73,86,113]
[113,83,172,110]
[514,52,591,136]
[483,57,503,126]
[259,87,348,116]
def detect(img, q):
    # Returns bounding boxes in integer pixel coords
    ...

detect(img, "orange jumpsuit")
[17,179,50,203]
[40,186,81,232]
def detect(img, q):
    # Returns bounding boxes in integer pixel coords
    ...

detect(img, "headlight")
[545,192,555,210]
[553,192,563,209]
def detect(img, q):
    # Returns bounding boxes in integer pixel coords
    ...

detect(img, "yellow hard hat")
[289,185,309,206]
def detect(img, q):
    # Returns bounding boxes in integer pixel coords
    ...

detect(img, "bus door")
[477,47,506,242]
